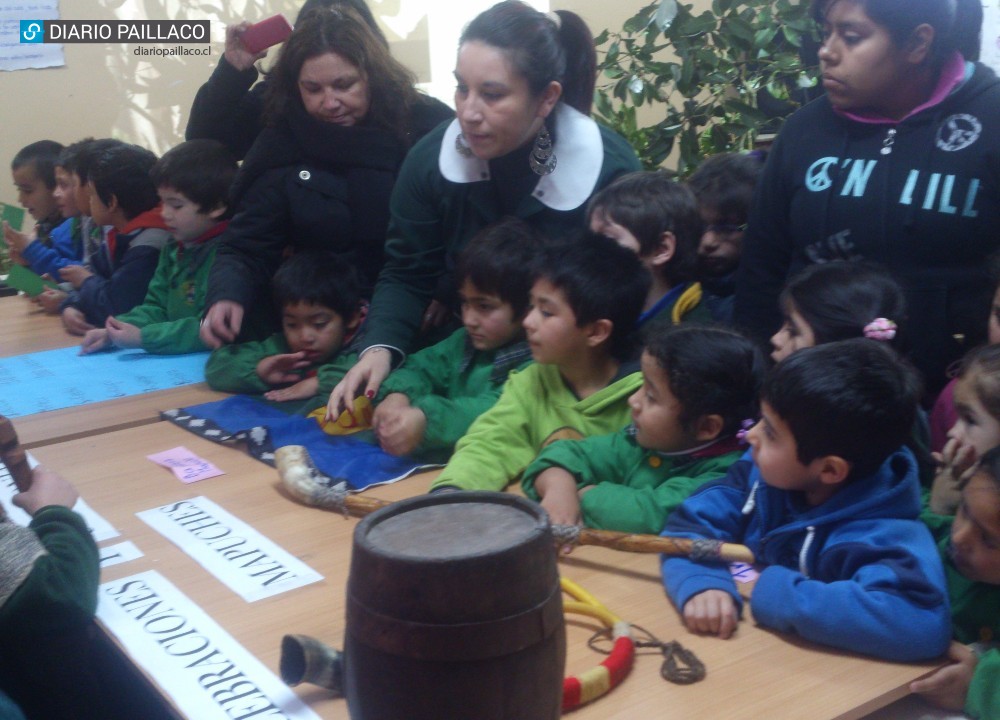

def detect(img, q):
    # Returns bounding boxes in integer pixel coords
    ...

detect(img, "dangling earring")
[529,124,557,176]
[455,133,473,158]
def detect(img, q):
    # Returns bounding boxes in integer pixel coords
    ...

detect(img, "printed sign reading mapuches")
[137,497,323,602]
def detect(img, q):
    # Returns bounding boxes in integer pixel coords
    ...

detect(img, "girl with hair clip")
[734,0,1000,398]
[200,6,453,347]
[769,260,908,363]
[326,0,642,419]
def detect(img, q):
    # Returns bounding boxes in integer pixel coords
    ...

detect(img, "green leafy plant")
[594,0,819,175]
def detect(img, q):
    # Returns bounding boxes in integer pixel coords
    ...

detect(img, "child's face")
[12,163,58,222]
[697,206,744,278]
[523,278,589,366]
[282,301,353,365]
[158,186,221,245]
[948,372,1000,460]
[628,351,698,452]
[72,172,91,216]
[747,402,835,505]
[949,471,1000,585]
[988,285,1000,346]
[53,166,80,218]
[770,301,815,363]
[458,279,521,352]
[87,180,115,227]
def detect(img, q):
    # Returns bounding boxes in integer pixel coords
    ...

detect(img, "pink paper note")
[147,446,224,484]
[729,562,760,584]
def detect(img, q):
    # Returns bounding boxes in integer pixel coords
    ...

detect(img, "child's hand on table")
[372,394,426,456]
[105,316,142,349]
[264,375,319,402]
[34,286,66,314]
[534,467,583,536]
[58,264,92,289]
[683,589,739,638]
[909,640,976,711]
[80,328,111,354]
[61,307,95,335]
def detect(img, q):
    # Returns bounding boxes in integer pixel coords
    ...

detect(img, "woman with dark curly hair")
[200,5,452,346]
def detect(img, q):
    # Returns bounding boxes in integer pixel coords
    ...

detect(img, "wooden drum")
[344,491,565,719]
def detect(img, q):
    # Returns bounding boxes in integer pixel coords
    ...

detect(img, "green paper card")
[0,204,27,245]
[5,264,61,297]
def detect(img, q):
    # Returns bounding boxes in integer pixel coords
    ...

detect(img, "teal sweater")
[378,327,531,456]
[522,429,743,534]
[431,363,641,492]
[116,225,224,354]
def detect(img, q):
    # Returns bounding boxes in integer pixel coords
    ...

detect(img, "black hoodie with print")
[735,61,1000,393]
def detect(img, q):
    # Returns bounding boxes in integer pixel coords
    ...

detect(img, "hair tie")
[736,419,755,445]
[863,318,897,341]
[546,10,562,29]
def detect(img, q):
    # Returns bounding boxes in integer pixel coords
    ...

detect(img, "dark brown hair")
[264,5,420,141]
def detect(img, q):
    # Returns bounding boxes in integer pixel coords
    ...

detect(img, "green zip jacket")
[378,327,532,455]
[205,332,358,395]
[522,429,743,534]
[430,363,641,492]
[115,232,221,354]
[364,105,642,354]
[923,509,1000,719]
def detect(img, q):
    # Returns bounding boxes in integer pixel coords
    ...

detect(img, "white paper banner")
[0,455,119,542]
[137,496,323,602]
[98,571,321,720]
[100,540,143,568]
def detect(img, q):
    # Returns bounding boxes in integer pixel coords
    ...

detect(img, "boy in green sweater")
[430,231,650,492]
[372,219,537,460]
[522,325,764,534]
[80,139,236,355]
[913,446,1000,718]
[206,250,364,401]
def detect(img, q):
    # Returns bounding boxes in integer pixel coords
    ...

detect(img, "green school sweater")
[430,363,641,492]
[522,429,743,534]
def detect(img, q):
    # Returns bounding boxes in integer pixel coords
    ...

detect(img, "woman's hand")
[326,348,392,421]
[224,23,268,72]
[200,300,245,349]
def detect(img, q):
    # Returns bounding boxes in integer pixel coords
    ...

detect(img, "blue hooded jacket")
[662,447,951,661]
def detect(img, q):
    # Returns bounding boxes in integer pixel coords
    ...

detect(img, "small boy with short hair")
[588,171,709,329]
[5,140,82,275]
[429,231,650,492]
[687,152,763,323]
[913,447,1000,716]
[79,140,237,355]
[522,324,764,534]
[206,250,364,401]
[58,143,169,335]
[370,219,537,460]
[662,339,951,661]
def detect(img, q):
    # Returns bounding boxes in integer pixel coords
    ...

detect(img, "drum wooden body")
[344,491,565,719]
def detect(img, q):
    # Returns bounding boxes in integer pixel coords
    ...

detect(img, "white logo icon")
[22,22,42,40]
[936,114,982,152]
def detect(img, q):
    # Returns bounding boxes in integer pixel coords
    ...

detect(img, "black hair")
[587,171,702,286]
[55,137,96,175]
[460,0,596,114]
[687,153,764,223]
[781,260,908,351]
[957,344,1000,424]
[89,143,159,220]
[455,217,541,319]
[811,0,982,66]
[72,138,124,184]
[763,339,921,478]
[272,250,362,322]
[150,140,237,217]
[295,0,388,47]
[644,324,766,435]
[11,140,64,189]
[533,230,651,362]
